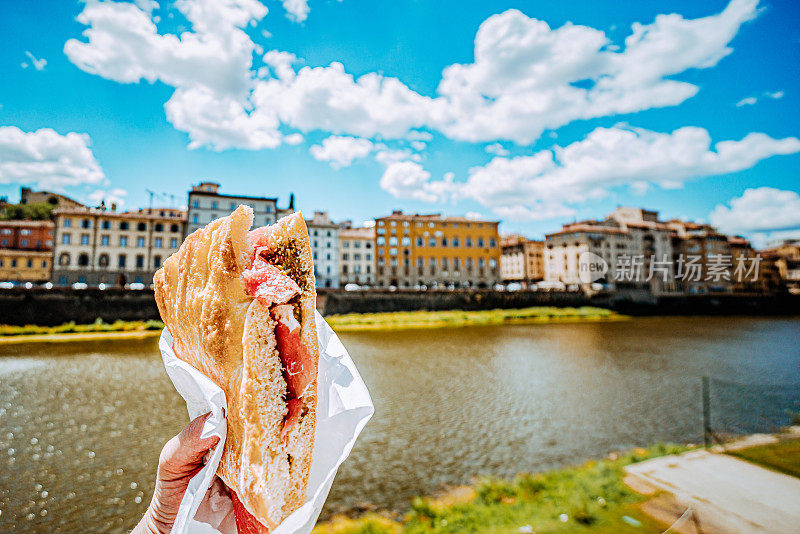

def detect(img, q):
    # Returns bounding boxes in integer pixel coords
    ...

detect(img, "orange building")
[374,211,500,288]
[0,220,54,251]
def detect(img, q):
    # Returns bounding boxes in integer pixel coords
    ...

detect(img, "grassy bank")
[327,306,626,331]
[314,444,692,534]
[729,437,800,478]
[0,319,164,344]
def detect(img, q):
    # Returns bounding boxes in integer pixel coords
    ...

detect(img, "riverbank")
[0,319,163,344]
[313,443,693,534]
[326,306,626,331]
[0,308,624,342]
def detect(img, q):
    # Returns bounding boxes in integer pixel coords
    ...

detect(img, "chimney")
[288,193,294,210]
[111,203,117,212]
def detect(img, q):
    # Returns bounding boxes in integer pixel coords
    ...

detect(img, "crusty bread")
[154,206,318,530]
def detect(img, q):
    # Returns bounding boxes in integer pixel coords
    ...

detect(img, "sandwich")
[154,205,318,532]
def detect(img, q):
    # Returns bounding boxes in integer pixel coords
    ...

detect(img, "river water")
[1,316,799,532]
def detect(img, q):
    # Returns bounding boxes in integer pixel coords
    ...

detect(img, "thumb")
[159,412,220,481]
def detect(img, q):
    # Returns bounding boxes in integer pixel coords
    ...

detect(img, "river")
[1,316,799,532]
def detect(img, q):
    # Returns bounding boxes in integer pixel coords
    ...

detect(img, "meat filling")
[244,230,312,437]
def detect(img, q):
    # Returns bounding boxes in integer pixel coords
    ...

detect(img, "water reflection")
[0,317,798,532]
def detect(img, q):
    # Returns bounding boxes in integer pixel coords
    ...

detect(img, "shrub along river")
[1,316,799,532]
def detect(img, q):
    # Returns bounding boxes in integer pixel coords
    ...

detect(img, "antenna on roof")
[145,189,156,212]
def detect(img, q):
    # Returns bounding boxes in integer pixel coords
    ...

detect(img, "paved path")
[625,450,800,533]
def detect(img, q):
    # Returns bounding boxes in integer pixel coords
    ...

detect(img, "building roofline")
[188,191,279,202]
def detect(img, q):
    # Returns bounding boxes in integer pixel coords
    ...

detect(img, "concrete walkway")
[625,449,800,533]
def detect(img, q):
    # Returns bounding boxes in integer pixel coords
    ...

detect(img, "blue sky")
[1,0,799,245]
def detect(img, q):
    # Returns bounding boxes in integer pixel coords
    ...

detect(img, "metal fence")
[702,376,800,447]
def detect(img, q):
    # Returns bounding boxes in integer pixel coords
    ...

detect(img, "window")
[137,236,146,248]
[20,239,28,247]
[59,253,70,266]
[489,258,498,268]
[342,241,350,249]
[377,237,385,246]
[78,253,89,266]
[101,220,111,230]
[466,238,473,247]
[366,242,372,248]
[120,221,129,230]
[20,229,31,236]
[136,255,145,268]
[416,237,423,246]
[80,234,90,245]
[137,222,146,232]
[342,253,349,261]
[389,237,398,246]
[429,238,436,247]
[155,223,163,232]
[170,224,179,233]
[41,260,47,268]
[154,237,163,248]
[402,237,411,246]
[192,200,199,208]
[101,235,109,246]
[479,258,486,268]
[27,259,33,268]
[478,238,485,247]
[326,253,331,261]
[366,253,372,261]
[489,238,497,247]
[63,218,72,228]
[354,253,361,260]
[212,201,218,210]
[230,202,236,210]
[170,238,178,248]
[0,239,6,246]
[452,237,459,247]
[61,233,71,245]
[11,259,17,267]
[154,255,162,268]
[441,238,448,247]
[266,205,271,213]
[192,215,199,224]
[119,236,128,247]
[98,254,109,267]
[81,219,91,229]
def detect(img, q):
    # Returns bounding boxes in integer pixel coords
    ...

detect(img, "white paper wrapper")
[159,311,374,534]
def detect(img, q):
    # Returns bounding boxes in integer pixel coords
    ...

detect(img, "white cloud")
[309,135,373,168]
[485,142,509,156]
[64,0,762,151]
[64,0,267,99]
[0,127,105,188]
[283,132,304,145]
[462,126,799,219]
[709,187,800,234]
[374,147,420,165]
[432,0,760,143]
[23,51,47,71]
[380,125,799,220]
[281,0,309,22]
[465,212,484,220]
[88,187,128,208]
[735,89,785,107]
[410,140,427,151]
[379,161,438,202]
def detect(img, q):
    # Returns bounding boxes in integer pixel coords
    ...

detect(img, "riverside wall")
[0,288,797,326]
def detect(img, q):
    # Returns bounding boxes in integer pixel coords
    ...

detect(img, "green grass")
[0,318,164,337]
[326,307,626,332]
[313,444,692,534]
[729,438,800,479]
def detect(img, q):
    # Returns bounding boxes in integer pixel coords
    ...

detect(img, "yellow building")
[0,249,52,283]
[374,211,500,288]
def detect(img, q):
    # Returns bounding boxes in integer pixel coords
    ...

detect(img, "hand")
[132,413,220,534]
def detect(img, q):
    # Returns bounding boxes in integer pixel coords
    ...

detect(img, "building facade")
[545,207,675,293]
[500,235,544,286]
[339,224,375,286]
[374,211,501,288]
[19,187,85,209]
[306,211,339,288]
[51,206,186,286]
[0,220,54,250]
[545,207,775,295]
[0,250,51,283]
[186,182,291,235]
